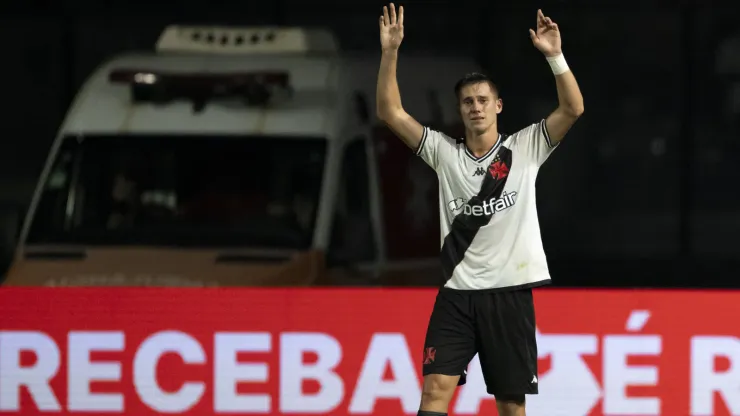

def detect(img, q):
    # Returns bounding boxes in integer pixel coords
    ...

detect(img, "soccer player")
[376,3,584,416]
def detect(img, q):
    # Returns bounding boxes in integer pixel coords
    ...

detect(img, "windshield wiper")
[24,247,86,260]
[215,248,295,263]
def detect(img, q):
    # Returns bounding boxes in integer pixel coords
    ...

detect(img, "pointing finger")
[379,15,385,29]
[383,6,389,26]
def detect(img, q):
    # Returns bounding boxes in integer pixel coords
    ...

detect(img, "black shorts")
[421,287,538,396]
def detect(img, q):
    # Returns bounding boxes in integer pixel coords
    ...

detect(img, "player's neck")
[465,126,500,158]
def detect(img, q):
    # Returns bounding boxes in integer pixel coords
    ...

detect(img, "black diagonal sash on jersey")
[439,145,513,282]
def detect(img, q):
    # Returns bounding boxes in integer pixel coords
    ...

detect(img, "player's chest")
[439,145,523,195]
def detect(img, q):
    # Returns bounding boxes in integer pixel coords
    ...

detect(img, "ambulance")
[2,25,476,287]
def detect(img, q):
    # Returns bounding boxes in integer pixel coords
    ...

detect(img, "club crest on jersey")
[447,191,518,216]
[489,159,509,180]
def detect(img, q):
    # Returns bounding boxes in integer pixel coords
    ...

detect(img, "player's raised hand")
[529,9,562,57]
[379,3,404,52]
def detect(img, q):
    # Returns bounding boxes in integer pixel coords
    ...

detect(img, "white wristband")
[546,54,569,75]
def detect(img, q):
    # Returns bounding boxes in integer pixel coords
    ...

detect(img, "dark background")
[1,0,738,288]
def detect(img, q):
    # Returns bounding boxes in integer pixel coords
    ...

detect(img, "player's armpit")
[544,106,579,145]
[379,109,425,152]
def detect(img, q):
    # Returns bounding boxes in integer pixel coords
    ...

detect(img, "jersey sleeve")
[511,119,559,166]
[415,126,456,171]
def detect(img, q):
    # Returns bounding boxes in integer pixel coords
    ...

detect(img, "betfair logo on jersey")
[447,191,518,216]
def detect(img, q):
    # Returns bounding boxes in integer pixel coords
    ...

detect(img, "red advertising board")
[0,287,738,416]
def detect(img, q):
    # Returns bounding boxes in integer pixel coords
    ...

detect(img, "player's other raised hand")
[379,3,404,52]
[529,9,562,57]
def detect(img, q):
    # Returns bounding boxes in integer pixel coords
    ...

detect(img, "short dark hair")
[454,72,499,100]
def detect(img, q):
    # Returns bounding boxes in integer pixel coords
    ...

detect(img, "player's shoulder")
[501,120,546,149]
[422,126,462,157]
[424,126,459,146]
[507,119,547,139]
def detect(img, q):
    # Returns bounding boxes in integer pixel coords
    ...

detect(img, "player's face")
[458,82,502,134]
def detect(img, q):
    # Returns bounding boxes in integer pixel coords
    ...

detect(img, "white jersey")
[417,119,557,291]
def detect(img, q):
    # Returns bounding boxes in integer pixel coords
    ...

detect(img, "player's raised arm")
[529,9,584,145]
[376,3,424,151]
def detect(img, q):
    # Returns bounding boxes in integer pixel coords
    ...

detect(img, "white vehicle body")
[4,26,480,287]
